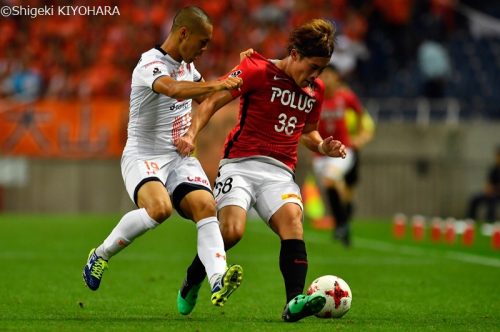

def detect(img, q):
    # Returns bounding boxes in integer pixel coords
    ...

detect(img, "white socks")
[94,211,226,289]
[196,216,227,288]
[96,208,158,260]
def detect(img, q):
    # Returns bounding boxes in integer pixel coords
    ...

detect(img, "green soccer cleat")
[82,248,108,291]
[210,264,243,307]
[282,293,327,322]
[177,279,202,315]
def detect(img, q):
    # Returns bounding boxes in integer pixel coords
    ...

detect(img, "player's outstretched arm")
[301,122,347,158]
[153,75,242,100]
[176,90,236,156]
[193,49,253,105]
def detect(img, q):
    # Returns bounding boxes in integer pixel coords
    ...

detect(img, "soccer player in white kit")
[82,6,243,308]
[175,19,347,322]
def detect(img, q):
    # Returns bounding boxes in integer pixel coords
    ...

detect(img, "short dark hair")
[287,19,336,58]
[171,6,211,32]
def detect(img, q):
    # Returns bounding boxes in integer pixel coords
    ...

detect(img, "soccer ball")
[307,275,352,318]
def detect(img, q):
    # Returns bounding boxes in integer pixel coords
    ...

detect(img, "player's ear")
[179,26,189,40]
[290,49,299,62]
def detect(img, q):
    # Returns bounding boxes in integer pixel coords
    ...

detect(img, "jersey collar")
[154,45,181,67]
[155,44,167,55]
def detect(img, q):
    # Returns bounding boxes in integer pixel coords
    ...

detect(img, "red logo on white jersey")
[187,176,209,186]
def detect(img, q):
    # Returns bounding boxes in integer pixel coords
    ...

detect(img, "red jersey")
[222,52,324,171]
[317,86,363,147]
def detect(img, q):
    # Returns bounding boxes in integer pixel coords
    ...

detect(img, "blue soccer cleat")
[82,248,108,291]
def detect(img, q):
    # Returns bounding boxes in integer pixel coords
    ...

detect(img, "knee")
[286,218,304,239]
[221,221,244,248]
[194,198,217,219]
[145,199,172,223]
[276,211,304,239]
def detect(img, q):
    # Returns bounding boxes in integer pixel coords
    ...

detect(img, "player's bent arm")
[153,75,241,100]
[193,50,252,105]
[193,77,206,104]
[192,77,237,105]
[175,90,235,156]
[188,90,235,140]
[301,123,347,158]
[300,122,323,153]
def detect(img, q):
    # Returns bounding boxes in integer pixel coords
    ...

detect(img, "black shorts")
[344,149,360,187]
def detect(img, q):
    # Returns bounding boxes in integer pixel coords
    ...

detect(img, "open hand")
[321,136,347,158]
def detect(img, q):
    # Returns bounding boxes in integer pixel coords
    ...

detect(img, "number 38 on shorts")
[214,177,234,198]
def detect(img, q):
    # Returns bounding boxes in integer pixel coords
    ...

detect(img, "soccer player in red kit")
[175,19,346,322]
[312,64,369,246]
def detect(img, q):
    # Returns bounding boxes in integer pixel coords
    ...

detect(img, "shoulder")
[137,48,169,70]
[340,87,362,105]
[140,48,163,62]
[227,52,271,86]
[338,85,355,95]
[240,52,272,72]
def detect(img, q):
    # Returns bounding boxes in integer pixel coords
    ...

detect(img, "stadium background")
[0,0,499,220]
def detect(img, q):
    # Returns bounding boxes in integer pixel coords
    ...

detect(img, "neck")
[275,56,291,76]
[160,36,182,62]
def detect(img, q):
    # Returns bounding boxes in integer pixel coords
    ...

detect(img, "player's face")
[180,22,212,63]
[319,67,340,91]
[291,52,330,88]
[319,68,335,85]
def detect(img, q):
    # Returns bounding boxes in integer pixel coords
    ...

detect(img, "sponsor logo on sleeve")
[152,67,162,76]
[229,69,242,77]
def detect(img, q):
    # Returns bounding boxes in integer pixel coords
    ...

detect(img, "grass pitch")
[0,214,499,331]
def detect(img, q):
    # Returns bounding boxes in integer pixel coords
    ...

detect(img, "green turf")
[0,214,499,331]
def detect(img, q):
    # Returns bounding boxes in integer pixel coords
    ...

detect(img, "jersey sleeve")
[224,54,264,98]
[134,55,170,90]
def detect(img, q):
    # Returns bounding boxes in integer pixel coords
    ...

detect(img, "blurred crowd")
[0,0,493,101]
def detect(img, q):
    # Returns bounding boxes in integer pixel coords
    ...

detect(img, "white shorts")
[214,158,303,223]
[121,153,211,206]
[312,148,355,182]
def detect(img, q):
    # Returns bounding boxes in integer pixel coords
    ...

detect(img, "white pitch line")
[353,238,500,268]
[204,225,500,268]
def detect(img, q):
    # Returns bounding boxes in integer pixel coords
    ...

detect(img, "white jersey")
[123,46,202,157]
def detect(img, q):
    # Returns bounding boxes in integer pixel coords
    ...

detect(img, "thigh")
[213,163,254,213]
[179,189,216,221]
[165,156,212,193]
[254,167,303,224]
[136,180,172,210]
[121,155,172,206]
[166,156,214,219]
